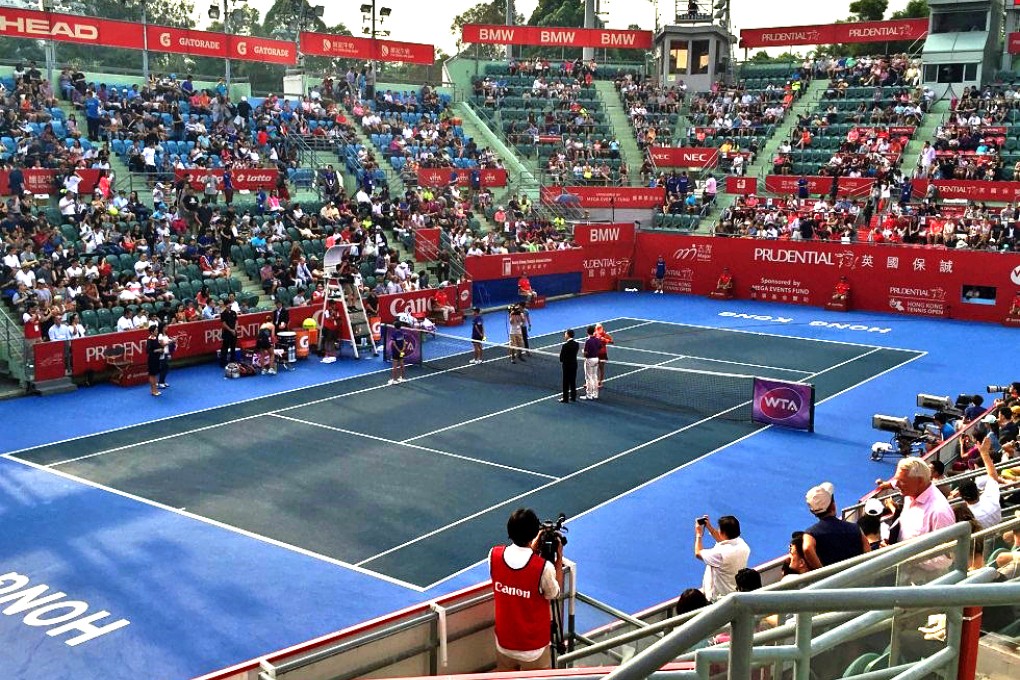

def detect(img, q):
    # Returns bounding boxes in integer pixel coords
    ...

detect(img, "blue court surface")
[0,292,1013,679]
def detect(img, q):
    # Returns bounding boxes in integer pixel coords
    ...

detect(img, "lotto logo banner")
[0,7,144,49]
[299,31,434,64]
[764,175,875,197]
[462,24,651,49]
[416,167,507,188]
[649,147,719,168]
[540,185,665,209]
[725,176,758,195]
[752,378,815,431]
[229,35,296,65]
[740,18,927,48]
[174,169,278,191]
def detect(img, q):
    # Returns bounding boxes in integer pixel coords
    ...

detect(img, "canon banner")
[0,6,144,50]
[540,185,665,209]
[378,285,462,323]
[462,24,652,49]
[740,18,928,48]
[299,31,434,65]
[913,179,1020,203]
[649,147,719,168]
[752,378,815,432]
[174,168,279,191]
[726,176,758,195]
[416,167,508,188]
[633,234,1020,323]
[764,175,876,197]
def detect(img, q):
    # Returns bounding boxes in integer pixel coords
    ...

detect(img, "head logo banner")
[462,24,652,49]
[299,31,434,65]
[752,378,815,431]
[740,18,927,48]
[0,6,143,49]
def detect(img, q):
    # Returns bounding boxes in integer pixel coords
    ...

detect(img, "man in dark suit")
[559,329,579,403]
[272,298,290,333]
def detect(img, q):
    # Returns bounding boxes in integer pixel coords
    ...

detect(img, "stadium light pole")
[39,1,55,85]
[361,1,392,80]
[209,0,248,87]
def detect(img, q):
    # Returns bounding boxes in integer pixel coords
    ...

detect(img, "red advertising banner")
[573,222,636,247]
[740,18,927,48]
[462,24,652,49]
[377,285,462,323]
[228,35,297,65]
[914,179,1020,202]
[0,168,103,195]
[299,31,434,65]
[632,234,1019,323]
[146,25,225,59]
[0,6,144,50]
[414,228,441,262]
[68,306,314,376]
[416,167,508,188]
[726,176,758,195]
[174,168,279,191]
[540,185,665,209]
[33,341,66,382]
[649,147,719,168]
[764,175,876,197]
[465,244,634,293]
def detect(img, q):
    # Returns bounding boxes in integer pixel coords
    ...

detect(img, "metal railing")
[0,308,29,387]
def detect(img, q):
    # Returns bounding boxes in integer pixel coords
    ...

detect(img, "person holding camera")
[489,508,563,671]
[694,515,750,602]
[508,305,526,364]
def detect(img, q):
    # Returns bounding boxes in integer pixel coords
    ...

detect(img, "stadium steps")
[593,80,643,186]
[450,111,516,234]
[454,101,541,201]
[340,112,406,198]
[232,268,274,310]
[740,77,829,186]
[900,99,951,177]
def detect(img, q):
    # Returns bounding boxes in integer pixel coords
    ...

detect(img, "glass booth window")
[932,10,987,34]
[669,44,689,74]
[923,63,978,83]
[691,40,711,75]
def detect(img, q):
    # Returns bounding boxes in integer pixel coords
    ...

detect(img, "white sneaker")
[387,379,397,385]
[579,395,590,400]
[397,377,405,383]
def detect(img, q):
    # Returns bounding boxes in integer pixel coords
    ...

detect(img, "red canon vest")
[490,545,551,652]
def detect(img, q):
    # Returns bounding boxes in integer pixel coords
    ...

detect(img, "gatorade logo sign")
[158,31,170,48]
[235,41,247,56]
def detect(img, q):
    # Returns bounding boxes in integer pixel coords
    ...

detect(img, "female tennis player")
[594,323,613,388]
[388,321,408,385]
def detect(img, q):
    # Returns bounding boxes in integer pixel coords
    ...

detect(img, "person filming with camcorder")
[489,508,566,671]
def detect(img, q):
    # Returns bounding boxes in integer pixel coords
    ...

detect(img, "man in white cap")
[802,482,870,570]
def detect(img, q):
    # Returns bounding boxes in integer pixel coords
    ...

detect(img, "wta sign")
[752,378,815,431]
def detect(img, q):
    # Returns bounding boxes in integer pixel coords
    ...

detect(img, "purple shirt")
[583,335,602,359]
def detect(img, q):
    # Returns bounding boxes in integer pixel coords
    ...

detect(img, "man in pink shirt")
[885,458,956,576]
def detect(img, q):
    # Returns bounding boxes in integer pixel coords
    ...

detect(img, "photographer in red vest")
[489,508,564,670]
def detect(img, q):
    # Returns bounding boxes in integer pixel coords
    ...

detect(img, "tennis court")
[9,317,924,590]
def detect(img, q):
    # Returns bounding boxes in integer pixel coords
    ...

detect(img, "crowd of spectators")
[614,73,685,149]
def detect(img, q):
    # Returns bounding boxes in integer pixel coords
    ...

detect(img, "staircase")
[741,78,829,184]
[594,80,643,186]
[0,307,29,398]
[900,99,950,176]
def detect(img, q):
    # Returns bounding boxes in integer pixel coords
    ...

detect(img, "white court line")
[6,315,638,461]
[359,344,887,569]
[418,348,931,590]
[8,455,426,592]
[269,414,558,481]
[606,343,812,375]
[400,355,686,445]
[624,316,927,353]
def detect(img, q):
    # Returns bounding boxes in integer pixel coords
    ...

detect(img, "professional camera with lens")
[508,304,521,314]
[537,513,568,562]
[987,383,1019,395]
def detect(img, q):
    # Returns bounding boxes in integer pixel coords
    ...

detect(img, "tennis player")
[388,321,408,385]
[594,323,613,388]
[580,325,602,401]
[470,307,485,364]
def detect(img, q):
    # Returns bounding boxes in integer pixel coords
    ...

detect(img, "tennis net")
[394,326,785,422]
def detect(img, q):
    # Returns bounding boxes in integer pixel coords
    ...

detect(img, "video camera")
[916,393,964,419]
[871,414,935,461]
[537,513,568,563]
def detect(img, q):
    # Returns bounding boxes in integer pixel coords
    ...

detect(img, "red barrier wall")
[540,186,665,209]
[633,234,1020,323]
[462,24,652,49]
[466,243,634,293]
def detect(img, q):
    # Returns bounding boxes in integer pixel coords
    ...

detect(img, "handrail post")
[728,611,754,680]
[794,611,812,680]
